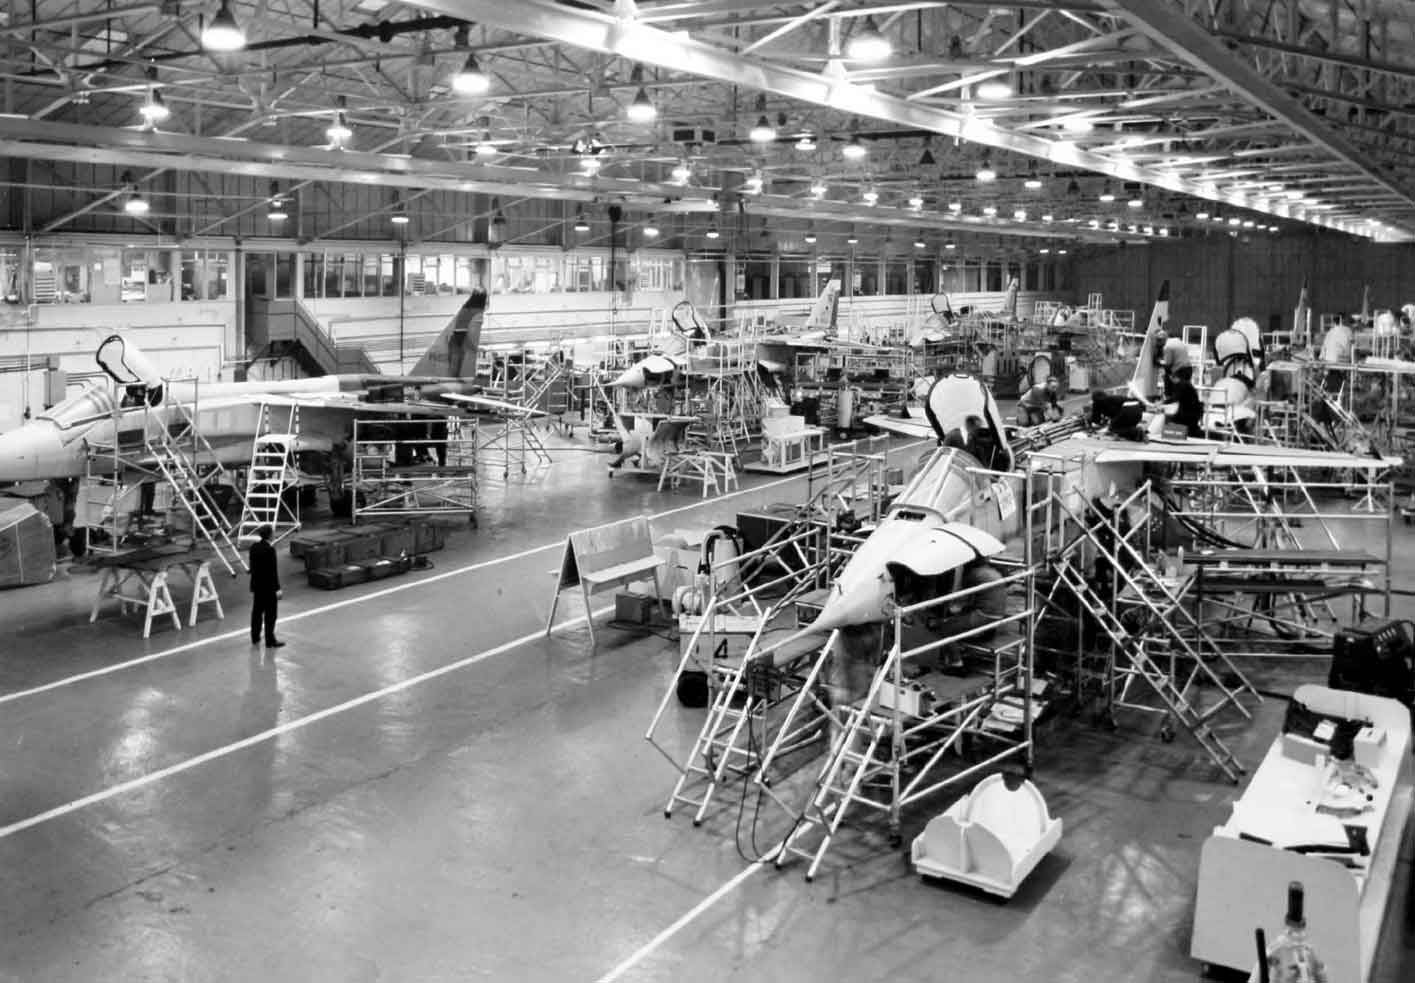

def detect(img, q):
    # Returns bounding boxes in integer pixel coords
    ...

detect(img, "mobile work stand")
[769,561,1039,882]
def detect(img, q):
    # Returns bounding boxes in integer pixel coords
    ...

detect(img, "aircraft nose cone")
[0,424,59,483]
[610,364,646,388]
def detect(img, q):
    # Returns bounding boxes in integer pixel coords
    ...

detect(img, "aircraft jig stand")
[351,417,478,526]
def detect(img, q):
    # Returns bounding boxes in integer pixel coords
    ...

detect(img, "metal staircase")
[235,402,301,546]
[144,405,246,575]
[1046,489,1258,782]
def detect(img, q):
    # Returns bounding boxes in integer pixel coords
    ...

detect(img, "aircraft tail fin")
[805,278,841,332]
[410,289,487,379]
[1127,279,1169,401]
[1294,278,1311,347]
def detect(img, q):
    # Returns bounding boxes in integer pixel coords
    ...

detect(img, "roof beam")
[1096,0,1415,226]
[399,0,1391,237]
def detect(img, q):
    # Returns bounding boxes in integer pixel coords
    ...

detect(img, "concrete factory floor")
[0,434,1411,983]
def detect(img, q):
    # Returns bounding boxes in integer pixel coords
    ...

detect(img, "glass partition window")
[0,249,19,303]
[454,256,481,294]
[303,253,324,299]
[883,260,909,295]
[565,255,605,292]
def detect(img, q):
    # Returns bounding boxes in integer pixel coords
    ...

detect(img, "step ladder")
[236,403,301,546]
[144,407,246,575]
[1050,559,1246,782]
[1049,496,1255,781]
[774,703,892,882]
[663,652,766,825]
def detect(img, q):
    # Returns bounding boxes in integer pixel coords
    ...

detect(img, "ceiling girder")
[400,0,1379,236]
[1097,0,1414,232]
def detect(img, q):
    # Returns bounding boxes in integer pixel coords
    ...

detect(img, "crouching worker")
[1017,375,1064,427]
[1090,390,1146,441]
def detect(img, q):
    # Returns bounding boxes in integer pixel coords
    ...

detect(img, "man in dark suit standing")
[249,524,285,648]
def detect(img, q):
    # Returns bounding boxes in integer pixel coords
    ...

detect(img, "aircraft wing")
[1093,443,1400,470]
[862,411,935,441]
[440,393,549,417]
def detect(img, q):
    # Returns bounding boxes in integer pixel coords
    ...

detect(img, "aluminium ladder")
[144,405,246,575]
[235,402,301,546]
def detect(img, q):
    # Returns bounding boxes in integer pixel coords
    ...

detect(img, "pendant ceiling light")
[201,0,246,52]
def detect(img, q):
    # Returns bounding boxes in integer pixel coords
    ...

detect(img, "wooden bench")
[545,516,664,646]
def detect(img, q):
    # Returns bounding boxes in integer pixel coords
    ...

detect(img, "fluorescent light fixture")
[201,0,246,52]
[139,87,170,124]
[1127,198,1143,209]
[1024,176,1043,190]
[475,132,497,158]
[1159,227,1170,237]
[975,161,997,182]
[1013,209,1027,221]
[1062,117,1095,134]
[947,201,962,213]
[1039,248,1050,254]
[1195,210,1210,220]
[1041,214,1054,223]
[804,232,817,244]
[795,133,817,152]
[1057,248,1068,255]
[705,222,720,239]
[862,188,879,204]
[580,155,602,173]
[1142,225,1153,234]
[267,203,288,221]
[627,87,656,122]
[907,193,924,209]
[1087,218,1100,229]
[124,193,149,215]
[326,112,352,144]
[809,179,827,197]
[391,213,410,226]
[845,18,891,62]
[976,79,1012,100]
[452,53,490,94]
[642,223,659,238]
[744,172,764,194]
[842,135,867,160]
[1098,183,1115,202]
[1242,219,1255,228]
[1228,216,1241,226]
[846,234,859,244]
[982,205,998,217]
[671,160,691,182]
[573,208,590,232]
[914,238,926,249]
[943,241,956,250]
[749,115,776,143]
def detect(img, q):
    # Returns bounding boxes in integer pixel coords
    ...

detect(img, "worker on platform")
[1090,390,1145,441]
[1163,364,1204,437]
[1159,335,1191,394]
[1320,316,1355,393]
[1017,375,1063,427]
[249,524,285,649]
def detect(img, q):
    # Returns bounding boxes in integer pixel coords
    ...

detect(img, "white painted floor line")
[595,854,774,983]
[0,602,615,842]
[0,462,847,707]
